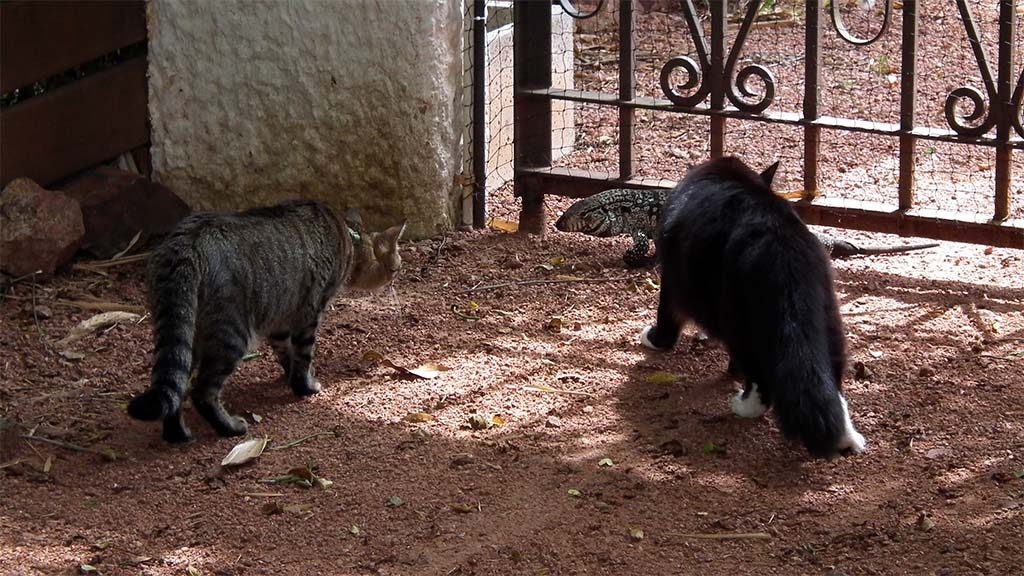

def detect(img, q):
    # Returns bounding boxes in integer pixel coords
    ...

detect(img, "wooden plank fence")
[0,0,149,188]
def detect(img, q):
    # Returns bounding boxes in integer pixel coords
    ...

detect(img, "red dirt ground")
[1,223,1022,576]
[3,3,1023,575]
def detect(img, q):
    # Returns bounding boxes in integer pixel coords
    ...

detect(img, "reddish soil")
[3,3,1023,575]
[1,224,1022,576]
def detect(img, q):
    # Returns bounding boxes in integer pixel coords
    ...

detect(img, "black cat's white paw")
[730,383,767,419]
[836,394,867,454]
[639,325,662,351]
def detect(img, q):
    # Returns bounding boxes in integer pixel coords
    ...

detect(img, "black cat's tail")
[128,248,199,422]
[769,339,855,457]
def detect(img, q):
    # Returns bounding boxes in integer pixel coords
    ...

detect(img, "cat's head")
[346,210,406,291]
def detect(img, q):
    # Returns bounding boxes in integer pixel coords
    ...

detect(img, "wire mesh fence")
[464,0,1023,246]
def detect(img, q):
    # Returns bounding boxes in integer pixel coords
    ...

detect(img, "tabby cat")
[128,200,405,443]
[640,157,865,457]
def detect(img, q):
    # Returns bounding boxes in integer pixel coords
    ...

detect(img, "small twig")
[72,251,152,271]
[6,269,44,286]
[21,434,97,454]
[524,385,593,397]
[461,276,636,295]
[670,532,772,540]
[0,459,23,470]
[30,273,56,354]
[267,431,335,452]
[979,353,1023,361]
[56,299,146,314]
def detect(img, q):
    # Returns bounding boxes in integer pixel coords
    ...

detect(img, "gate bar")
[898,0,918,211]
[803,0,823,199]
[619,0,635,179]
[994,0,1015,221]
[512,0,552,233]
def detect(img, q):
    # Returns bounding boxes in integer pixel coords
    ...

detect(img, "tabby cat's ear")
[384,221,407,244]
[760,161,780,187]
[344,208,365,232]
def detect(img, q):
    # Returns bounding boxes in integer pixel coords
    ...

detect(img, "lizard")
[554,188,940,268]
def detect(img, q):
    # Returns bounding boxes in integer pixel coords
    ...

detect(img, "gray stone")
[60,166,191,258]
[0,178,85,277]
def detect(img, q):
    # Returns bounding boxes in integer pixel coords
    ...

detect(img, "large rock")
[0,178,85,277]
[61,166,191,258]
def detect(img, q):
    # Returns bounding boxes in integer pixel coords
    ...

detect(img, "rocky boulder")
[0,178,85,277]
[61,166,191,258]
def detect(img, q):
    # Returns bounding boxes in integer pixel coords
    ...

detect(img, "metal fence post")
[513,0,553,234]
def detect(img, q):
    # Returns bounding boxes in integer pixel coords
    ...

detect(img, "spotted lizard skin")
[555,188,939,267]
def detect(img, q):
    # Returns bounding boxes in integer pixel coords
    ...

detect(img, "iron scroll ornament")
[724,0,776,113]
[556,0,605,19]
[943,0,998,137]
[660,0,775,114]
[831,0,893,46]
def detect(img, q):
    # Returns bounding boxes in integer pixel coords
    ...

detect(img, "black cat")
[639,157,865,457]
[128,200,405,443]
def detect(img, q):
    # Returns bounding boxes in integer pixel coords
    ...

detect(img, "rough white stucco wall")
[147,0,462,238]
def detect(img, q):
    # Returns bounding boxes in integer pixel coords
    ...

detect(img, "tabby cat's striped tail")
[127,252,199,422]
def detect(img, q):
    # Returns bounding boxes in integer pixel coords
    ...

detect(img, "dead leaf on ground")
[59,350,87,361]
[546,317,563,332]
[220,437,268,467]
[59,311,141,346]
[261,464,331,489]
[915,513,934,532]
[488,218,519,233]
[644,371,682,385]
[467,414,493,430]
[451,502,475,514]
[404,412,435,423]
[361,350,450,379]
[402,362,449,379]
[630,528,645,541]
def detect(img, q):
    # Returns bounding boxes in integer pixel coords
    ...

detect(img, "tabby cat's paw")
[291,377,322,397]
[128,388,170,421]
[162,418,192,444]
[215,416,248,437]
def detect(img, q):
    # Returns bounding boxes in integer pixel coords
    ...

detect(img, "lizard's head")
[555,203,613,236]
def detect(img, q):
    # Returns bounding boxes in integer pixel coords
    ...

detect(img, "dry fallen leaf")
[488,218,519,233]
[59,311,141,346]
[59,350,87,361]
[630,528,645,541]
[546,317,563,332]
[221,437,268,467]
[404,362,449,379]
[404,412,435,423]
[261,501,285,515]
[644,371,682,385]
[468,414,492,430]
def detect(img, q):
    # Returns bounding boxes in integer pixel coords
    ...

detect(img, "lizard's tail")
[854,242,940,256]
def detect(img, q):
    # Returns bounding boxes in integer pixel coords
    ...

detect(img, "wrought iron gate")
[511,0,1024,248]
